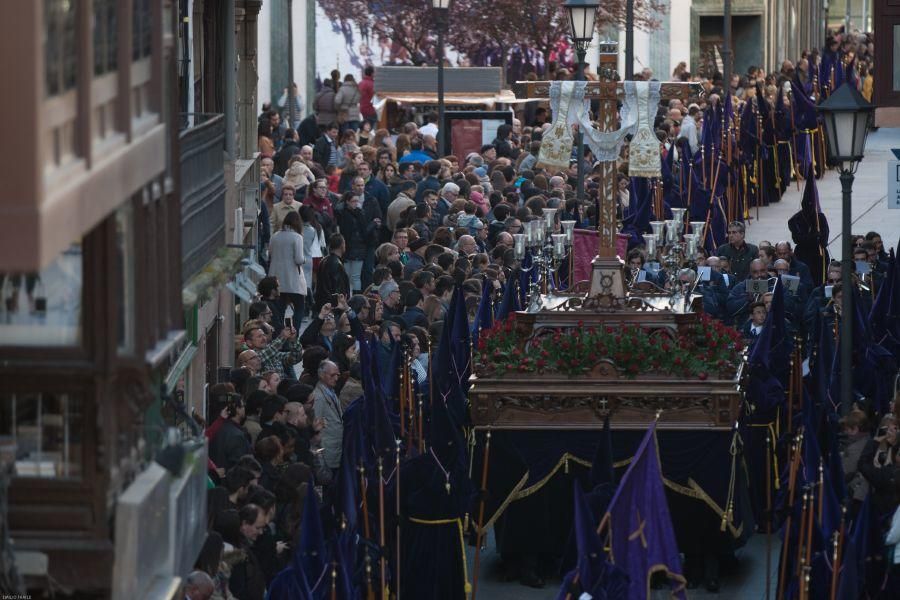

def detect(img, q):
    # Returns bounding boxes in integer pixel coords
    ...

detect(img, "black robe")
[788,209,830,286]
[399,453,470,599]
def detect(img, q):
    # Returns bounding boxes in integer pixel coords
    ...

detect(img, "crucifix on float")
[513,41,702,299]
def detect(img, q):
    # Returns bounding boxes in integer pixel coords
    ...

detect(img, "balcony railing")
[179,113,226,283]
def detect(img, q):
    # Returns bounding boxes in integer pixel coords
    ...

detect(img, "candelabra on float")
[511,209,576,310]
[643,210,705,310]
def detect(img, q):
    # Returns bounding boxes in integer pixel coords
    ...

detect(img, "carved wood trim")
[470,378,740,430]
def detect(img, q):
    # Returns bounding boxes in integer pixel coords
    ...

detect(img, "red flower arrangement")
[475,313,743,380]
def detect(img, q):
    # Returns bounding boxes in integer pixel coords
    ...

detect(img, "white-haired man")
[436,182,459,224]
[311,360,343,474]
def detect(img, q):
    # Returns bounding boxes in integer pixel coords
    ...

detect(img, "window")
[116,203,136,354]
[44,0,78,96]
[894,25,900,91]
[93,0,118,75]
[0,242,82,347]
[0,392,84,479]
[132,0,152,61]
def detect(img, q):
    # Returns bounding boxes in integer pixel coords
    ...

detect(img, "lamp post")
[722,0,732,91]
[625,0,634,80]
[563,0,599,208]
[432,0,451,155]
[287,0,295,130]
[817,83,873,416]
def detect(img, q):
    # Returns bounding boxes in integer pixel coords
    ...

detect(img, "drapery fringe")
[475,447,744,539]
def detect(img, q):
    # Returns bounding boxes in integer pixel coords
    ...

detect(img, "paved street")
[746,127,900,257]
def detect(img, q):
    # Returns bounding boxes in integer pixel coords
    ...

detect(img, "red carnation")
[698,372,708,380]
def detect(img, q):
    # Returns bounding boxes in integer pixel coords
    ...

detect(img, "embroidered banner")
[536,81,585,171]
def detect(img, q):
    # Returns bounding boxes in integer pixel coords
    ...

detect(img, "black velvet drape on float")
[471,429,753,569]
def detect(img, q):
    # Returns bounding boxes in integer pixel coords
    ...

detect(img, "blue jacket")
[399,150,432,165]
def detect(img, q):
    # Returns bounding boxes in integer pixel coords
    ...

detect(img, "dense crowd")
[177,25,900,600]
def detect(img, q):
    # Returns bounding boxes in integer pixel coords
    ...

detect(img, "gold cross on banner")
[628,508,648,549]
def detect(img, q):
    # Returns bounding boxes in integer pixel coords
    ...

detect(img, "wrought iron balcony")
[179,113,226,283]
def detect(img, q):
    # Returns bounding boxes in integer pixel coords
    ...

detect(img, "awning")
[373,89,533,109]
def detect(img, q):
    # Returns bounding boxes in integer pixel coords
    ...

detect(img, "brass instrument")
[830,299,841,340]
[399,345,417,451]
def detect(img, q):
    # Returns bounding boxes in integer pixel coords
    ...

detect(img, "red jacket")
[359,75,375,119]
[303,194,335,219]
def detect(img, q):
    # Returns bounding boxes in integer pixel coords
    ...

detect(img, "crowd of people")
[176,25,900,600]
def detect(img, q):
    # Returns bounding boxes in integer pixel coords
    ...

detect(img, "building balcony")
[0,0,168,272]
[179,114,227,283]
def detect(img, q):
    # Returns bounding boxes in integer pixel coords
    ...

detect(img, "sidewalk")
[745,127,900,259]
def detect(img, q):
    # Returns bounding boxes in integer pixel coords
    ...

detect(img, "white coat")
[267,229,307,295]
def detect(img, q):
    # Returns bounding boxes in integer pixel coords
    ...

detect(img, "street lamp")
[817,82,874,416]
[563,0,599,209]
[432,0,451,155]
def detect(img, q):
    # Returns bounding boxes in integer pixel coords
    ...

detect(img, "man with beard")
[717,221,760,283]
[209,396,252,471]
